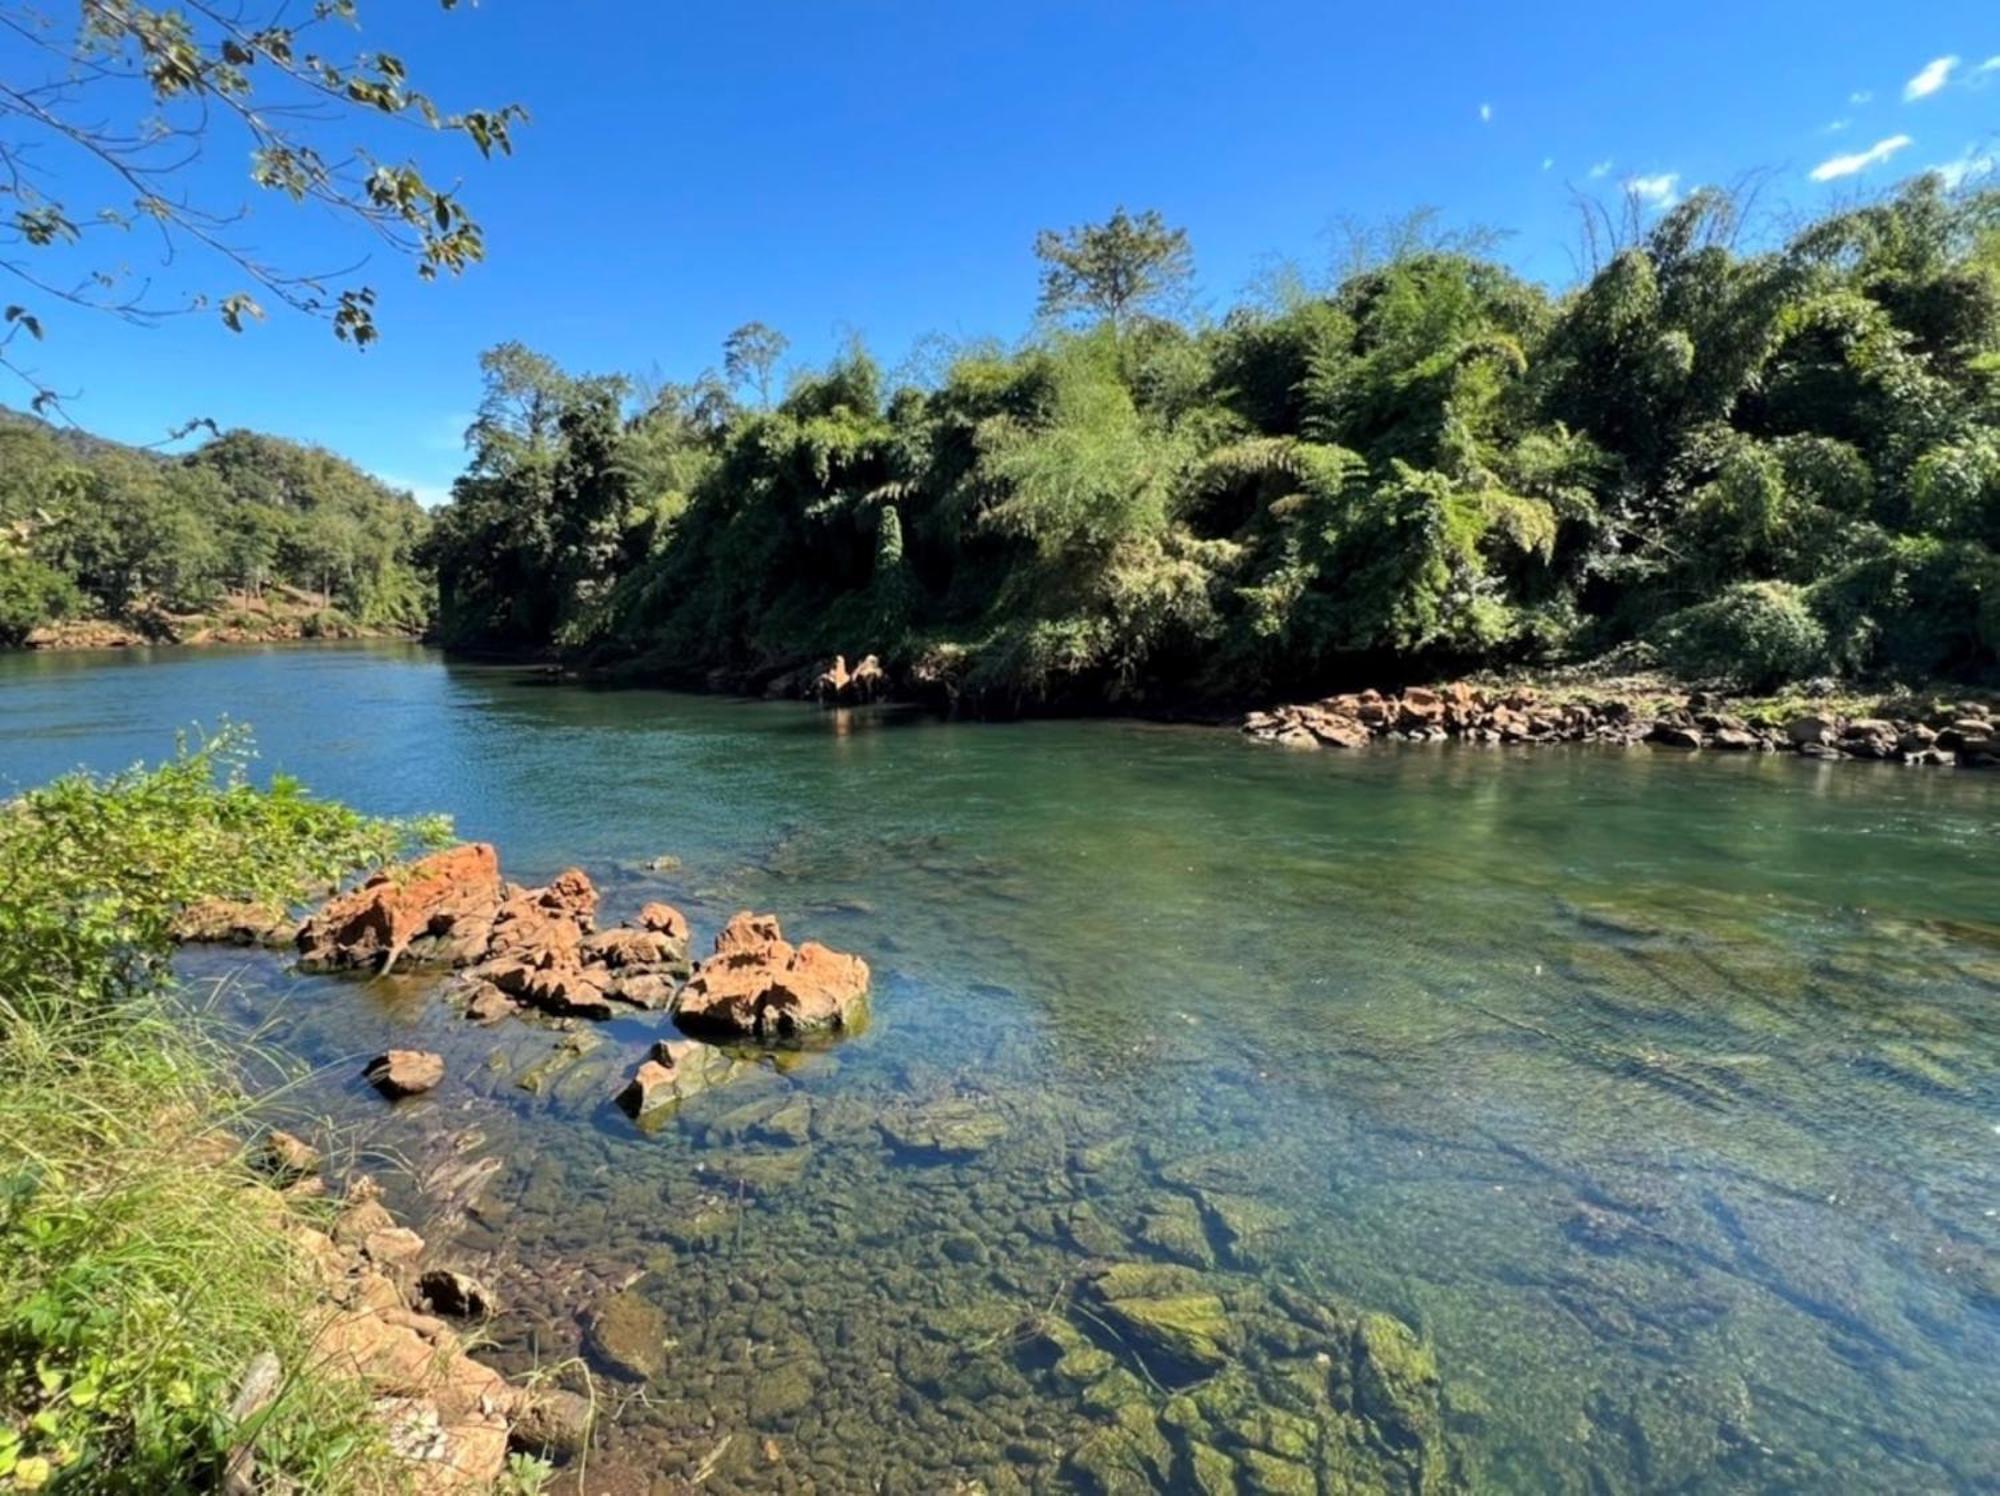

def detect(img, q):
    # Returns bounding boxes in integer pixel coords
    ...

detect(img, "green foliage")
[0,414,432,639]
[434,184,2000,700]
[0,732,447,1491]
[0,554,78,646]
[1034,207,1195,330]
[1652,581,1829,688]
[0,1,521,415]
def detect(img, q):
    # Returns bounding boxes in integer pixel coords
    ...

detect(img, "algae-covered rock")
[1138,1194,1216,1269]
[1238,1446,1318,1494]
[1352,1311,1446,1462]
[586,1288,670,1380]
[1067,1405,1173,1494]
[879,1098,1009,1160]
[1185,1439,1239,1495]
[1088,1262,1233,1377]
[1195,1190,1290,1269]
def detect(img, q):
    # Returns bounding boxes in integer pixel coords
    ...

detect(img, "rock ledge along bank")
[1243,682,2000,767]
[228,1140,581,1492]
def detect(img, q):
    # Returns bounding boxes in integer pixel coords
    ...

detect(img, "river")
[2,642,1995,1493]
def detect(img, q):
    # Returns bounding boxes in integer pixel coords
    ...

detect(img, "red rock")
[581,928,685,969]
[638,902,690,942]
[676,913,870,1040]
[297,844,503,973]
[364,1050,445,1098]
[715,911,784,956]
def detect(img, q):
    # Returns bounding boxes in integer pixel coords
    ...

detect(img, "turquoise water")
[2,643,1997,1492]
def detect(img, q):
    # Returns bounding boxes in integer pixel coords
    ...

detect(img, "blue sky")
[8,1,1998,503]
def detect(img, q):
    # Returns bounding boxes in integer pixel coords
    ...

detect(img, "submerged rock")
[614,1038,745,1123]
[878,1098,1008,1160]
[418,1268,498,1321]
[674,911,870,1040]
[586,1288,670,1381]
[364,1049,445,1098]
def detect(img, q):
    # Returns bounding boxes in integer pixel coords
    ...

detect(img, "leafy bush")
[0,732,446,1491]
[1652,581,1829,688]
[0,555,80,646]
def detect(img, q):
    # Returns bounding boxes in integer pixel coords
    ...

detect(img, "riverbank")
[17,590,423,652]
[0,735,550,1493]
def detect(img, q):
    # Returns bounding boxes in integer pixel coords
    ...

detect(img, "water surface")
[3,643,1996,1492]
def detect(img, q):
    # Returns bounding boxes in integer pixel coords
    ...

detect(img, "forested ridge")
[426,180,2000,707]
[0,412,431,645]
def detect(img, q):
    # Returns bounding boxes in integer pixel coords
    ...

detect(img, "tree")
[1033,207,1194,330]
[0,1,524,419]
[723,321,789,409]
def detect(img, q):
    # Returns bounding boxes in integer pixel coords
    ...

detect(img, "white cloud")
[1541,156,1555,171]
[374,473,453,509]
[1849,89,1874,105]
[1904,56,1958,100]
[1825,118,1851,133]
[1931,144,1996,189]
[1809,133,1914,181]
[1981,56,2000,73]
[1625,172,1680,207]
[1479,102,1493,124]
[1587,159,1614,179]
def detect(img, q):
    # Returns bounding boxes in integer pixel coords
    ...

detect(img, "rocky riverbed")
[1242,682,2000,767]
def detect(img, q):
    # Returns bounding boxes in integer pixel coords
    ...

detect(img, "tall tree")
[1033,207,1194,330]
[723,321,789,409]
[0,0,524,419]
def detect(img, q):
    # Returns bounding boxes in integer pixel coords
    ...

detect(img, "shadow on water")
[7,643,2000,1492]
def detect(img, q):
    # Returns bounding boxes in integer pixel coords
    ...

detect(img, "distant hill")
[0,408,432,647]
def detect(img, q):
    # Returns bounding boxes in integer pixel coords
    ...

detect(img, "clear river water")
[1,642,1996,1494]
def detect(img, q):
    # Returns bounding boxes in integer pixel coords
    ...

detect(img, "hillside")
[0,412,432,646]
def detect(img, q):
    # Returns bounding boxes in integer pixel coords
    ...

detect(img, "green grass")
[0,729,447,1493]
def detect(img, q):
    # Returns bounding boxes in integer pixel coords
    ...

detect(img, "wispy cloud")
[1810,133,1914,181]
[1904,56,1958,100]
[1479,102,1493,124]
[1625,172,1680,207]
[1849,89,1874,105]
[374,473,453,509]
[1541,156,1555,172]
[1825,118,1851,133]
[1931,144,1996,189]
[1587,159,1614,180]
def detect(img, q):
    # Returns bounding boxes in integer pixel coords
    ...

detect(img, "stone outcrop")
[1245,685,1998,768]
[615,1038,748,1123]
[674,911,870,1041]
[814,652,889,704]
[364,1050,445,1099]
[287,1187,522,1493]
[297,843,505,973]
[272,844,697,1025]
[170,897,296,948]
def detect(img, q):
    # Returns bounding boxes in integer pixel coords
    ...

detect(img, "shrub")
[0,555,80,646]
[1652,580,1829,688]
[0,731,446,1490]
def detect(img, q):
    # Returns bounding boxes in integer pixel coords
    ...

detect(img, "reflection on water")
[6,644,1999,1492]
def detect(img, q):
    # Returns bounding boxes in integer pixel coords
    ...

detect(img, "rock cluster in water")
[280,844,870,1044]
[1244,684,2000,766]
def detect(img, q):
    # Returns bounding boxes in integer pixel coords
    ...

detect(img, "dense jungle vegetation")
[430,181,2000,704]
[0,416,431,645]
